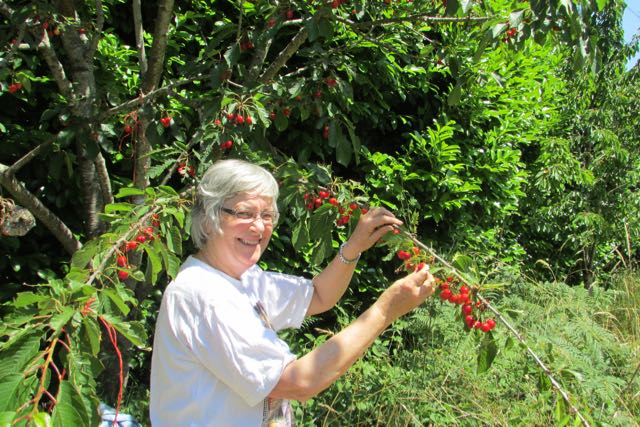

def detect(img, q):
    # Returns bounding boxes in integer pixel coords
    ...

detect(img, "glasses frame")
[220,206,279,225]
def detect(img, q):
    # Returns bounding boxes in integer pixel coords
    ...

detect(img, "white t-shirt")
[149,256,314,427]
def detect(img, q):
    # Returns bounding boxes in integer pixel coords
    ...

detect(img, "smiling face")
[198,192,274,279]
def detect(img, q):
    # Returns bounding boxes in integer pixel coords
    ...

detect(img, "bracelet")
[338,242,361,264]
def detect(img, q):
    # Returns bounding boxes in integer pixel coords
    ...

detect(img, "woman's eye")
[236,211,254,220]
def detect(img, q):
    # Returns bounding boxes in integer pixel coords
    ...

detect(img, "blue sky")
[623,0,640,68]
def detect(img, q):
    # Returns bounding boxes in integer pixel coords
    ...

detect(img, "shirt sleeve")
[252,269,315,331]
[166,287,296,407]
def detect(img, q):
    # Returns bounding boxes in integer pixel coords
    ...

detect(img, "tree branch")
[8,140,54,175]
[100,76,202,120]
[86,0,105,60]
[142,0,175,92]
[0,164,81,254]
[258,24,309,84]
[132,0,147,76]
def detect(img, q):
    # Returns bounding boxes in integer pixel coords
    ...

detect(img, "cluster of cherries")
[177,162,196,178]
[115,214,161,280]
[397,248,497,333]
[303,190,368,226]
[503,27,518,42]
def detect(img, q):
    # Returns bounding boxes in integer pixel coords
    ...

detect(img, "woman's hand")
[342,207,403,259]
[374,265,436,323]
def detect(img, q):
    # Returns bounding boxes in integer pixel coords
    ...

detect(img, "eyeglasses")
[220,207,279,225]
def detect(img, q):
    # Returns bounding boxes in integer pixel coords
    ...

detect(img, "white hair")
[190,159,279,249]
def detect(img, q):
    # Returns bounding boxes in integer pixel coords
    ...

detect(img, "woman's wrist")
[338,241,361,264]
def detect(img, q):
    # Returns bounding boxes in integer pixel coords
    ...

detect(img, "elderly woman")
[150,159,435,426]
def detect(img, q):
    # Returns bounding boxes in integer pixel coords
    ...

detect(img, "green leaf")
[447,83,462,106]
[0,330,40,380]
[224,44,240,67]
[70,240,101,269]
[32,411,52,427]
[144,243,163,284]
[49,307,75,332]
[0,412,16,425]
[109,320,148,349]
[445,0,460,16]
[335,132,352,166]
[0,374,23,412]
[103,289,130,316]
[476,332,497,373]
[104,202,135,213]
[114,187,145,198]
[291,220,309,250]
[14,292,49,308]
[51,381,91,426]
[81,318,101,356]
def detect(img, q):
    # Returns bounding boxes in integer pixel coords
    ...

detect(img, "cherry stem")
[394,225,592,427]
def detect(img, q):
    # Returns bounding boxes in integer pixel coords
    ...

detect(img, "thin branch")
[258,24,309,84]
[132,0,147,75]
[338,13,493,30]
[0,164,81,254]
[397,227,592,427]
[7,139,54,175]
[100,76,203,120]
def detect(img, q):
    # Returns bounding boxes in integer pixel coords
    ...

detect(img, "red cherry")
[135,234,147,243]
[439,282,449,290]
[123,124,133,134]
[221,140,233,150]
[125,241,138,251]
[322,125,329,139]
[325,78,337,88]
[397,250,411,261]
[214,119,222,126]
[269,111,276,120]
[267,18,277,28]
[314,90,322,99]
[486,319,496,329]
[160,117,172,128]
[117,270,129,280]
[332,0,340,8]
[481,322,492,333]
[462,304,473,315]
[415,262,426,271]
[318,190,330,199]
[412,246,420,255]
[439,289,452,300]
[459,285,470,294]
[360,208,369,215]
[328,197,339,206]
[314,197,322,208]
[8,83,23,93]
[283,108,291,117]
[116,255,128,267]
[235,115,245,125]
[246,116,253,125]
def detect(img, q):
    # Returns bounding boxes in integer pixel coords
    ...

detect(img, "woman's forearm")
[270,302,390,401]
[307,245,360,315]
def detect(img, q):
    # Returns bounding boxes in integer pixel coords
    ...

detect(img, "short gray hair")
[190,159,279,249]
